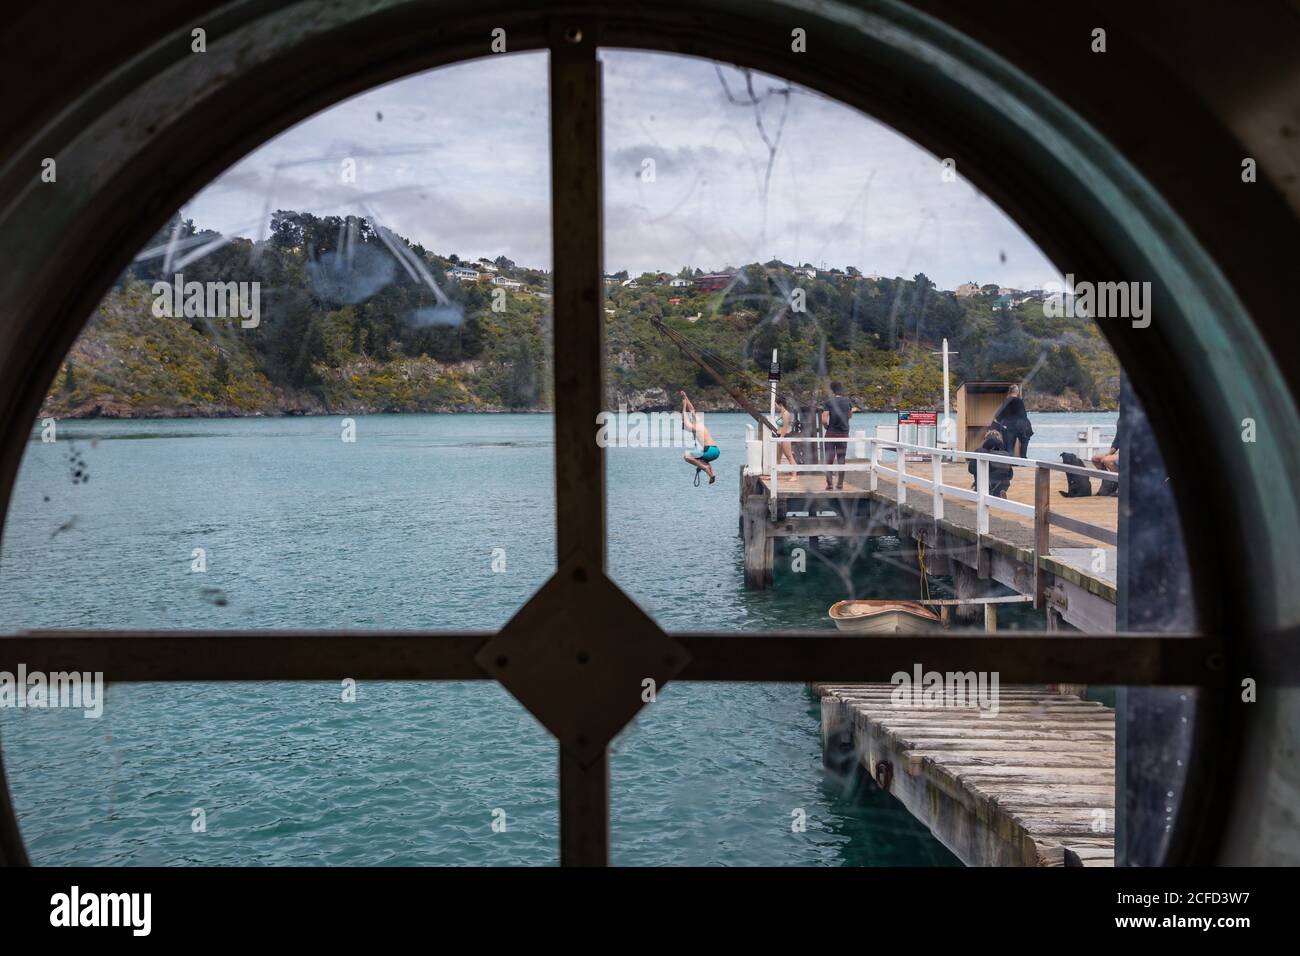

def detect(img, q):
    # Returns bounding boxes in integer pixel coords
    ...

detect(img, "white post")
[976,457,990,535]
[897,448,908,505]
[768,428,777,501]
[745,424,760,474]
[769,348,777,425]
[931,451,944,520]
[1087,424,1101,458]
[942,337,952,448]
[869,439,879,491]
[853,428,866,459]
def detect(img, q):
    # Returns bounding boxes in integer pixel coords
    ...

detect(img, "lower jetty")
[816,682,1115,866]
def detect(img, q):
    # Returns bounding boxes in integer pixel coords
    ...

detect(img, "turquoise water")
[0,412,1106,865]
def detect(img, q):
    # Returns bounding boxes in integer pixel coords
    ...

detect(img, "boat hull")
[828,600,941,633]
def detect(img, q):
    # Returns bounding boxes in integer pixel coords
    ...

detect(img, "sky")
[182,50,1063,292]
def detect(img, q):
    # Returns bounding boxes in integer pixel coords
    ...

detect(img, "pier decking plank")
[815,682,1116,867]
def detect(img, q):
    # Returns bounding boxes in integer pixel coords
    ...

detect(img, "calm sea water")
[0,412,1108,865]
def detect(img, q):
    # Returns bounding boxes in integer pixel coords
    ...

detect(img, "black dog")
[1059,452,1093,497]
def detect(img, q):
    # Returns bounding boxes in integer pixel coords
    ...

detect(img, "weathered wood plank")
[901,738,1114,753]
[908,750,1113,772]
[814,682,1115,866]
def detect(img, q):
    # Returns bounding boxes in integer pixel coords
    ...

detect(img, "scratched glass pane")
[1,682,557,866]
[599,49,1193,636]
[600,50,1193,865]
[0,54,555,632]
[0,55,559,864]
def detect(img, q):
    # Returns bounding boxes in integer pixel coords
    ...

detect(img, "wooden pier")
[740,447,1120,632]
[816,682,1115,866]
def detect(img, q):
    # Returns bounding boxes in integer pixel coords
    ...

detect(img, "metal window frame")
[3,0,1299,867]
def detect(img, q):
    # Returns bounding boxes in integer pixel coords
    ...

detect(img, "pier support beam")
[951,558,999,624]
[743,495,774,589]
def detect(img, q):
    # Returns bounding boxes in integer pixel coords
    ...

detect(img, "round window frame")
[0,0,1296,866]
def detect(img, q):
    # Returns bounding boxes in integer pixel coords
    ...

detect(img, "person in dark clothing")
[967,429,1015,498]
[820,381,856,491]
[1091,404,1123,496]
[992,384,1033,458]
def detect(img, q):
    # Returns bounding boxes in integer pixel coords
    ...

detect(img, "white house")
[475,258,499,273]
[449,267,479,281]
[800,267,817,279]
[493,276,523,288]
[621,278,639,288]
[669,277,690,288]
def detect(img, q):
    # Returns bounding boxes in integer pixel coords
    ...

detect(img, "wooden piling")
[742,495,773,588]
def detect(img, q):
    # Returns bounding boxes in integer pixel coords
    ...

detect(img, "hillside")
[40,213,1120,419]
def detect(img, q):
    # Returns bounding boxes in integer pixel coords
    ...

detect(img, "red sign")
[897,410,938,425]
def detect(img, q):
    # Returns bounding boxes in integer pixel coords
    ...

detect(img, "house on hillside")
[475,258,499,273]
[449,266,479,282]
[493,276,523,289]
[668,277,690,288]
[621,278,639,288]
[693,273,733,292]
[955,281,980,297]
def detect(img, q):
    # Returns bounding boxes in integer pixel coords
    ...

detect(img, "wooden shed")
[955,381,1016,451]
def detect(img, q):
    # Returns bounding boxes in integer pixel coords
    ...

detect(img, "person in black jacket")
[968,429,1015,498]
[992,384,1034,458]
[1091,403,1123,496]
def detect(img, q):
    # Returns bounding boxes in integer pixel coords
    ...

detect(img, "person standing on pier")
[680,390,719,484]
[821,382,856,491]
[993,384,1034,458]
[775,397,798,477]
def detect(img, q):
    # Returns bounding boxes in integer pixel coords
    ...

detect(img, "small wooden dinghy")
[828,600,941,634]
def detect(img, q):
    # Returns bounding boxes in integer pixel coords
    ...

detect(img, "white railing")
[744,426,1119,606]
[750,427,1116,529]
[757,435,1033,532]
[873,423,1115,460]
